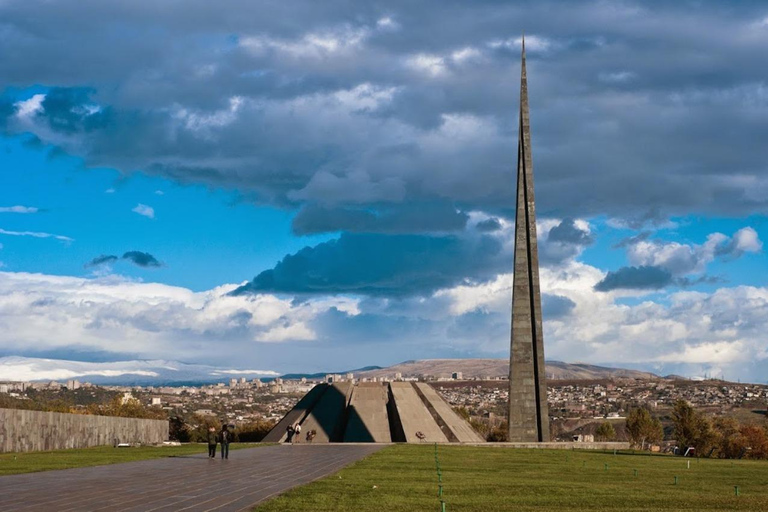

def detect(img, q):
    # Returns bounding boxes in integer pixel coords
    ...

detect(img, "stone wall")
[0,408,168,453]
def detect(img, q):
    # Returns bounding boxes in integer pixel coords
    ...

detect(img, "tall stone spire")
[508,36,550,443]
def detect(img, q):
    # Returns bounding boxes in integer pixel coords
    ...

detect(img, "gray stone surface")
[263,381,484,444]
[343,382,391,442]
[0,408,168,453]
[388,382,448,443]
[0,444,382,512]
[508,37,550,443]
[298,382,352,443]
[261,384,328,443]
[414,383,484,443]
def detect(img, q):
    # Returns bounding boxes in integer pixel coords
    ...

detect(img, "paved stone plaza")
[0,445,383,511]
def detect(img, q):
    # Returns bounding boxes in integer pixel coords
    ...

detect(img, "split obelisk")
[508,37,550,443]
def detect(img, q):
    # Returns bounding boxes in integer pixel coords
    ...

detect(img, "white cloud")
[376,17,399,31]
[132,203,155,219]
[0,356,281,382]
[105,188,116,194]
[174,96,244,133]
[240,24,371,59]
[488,35,554,52]
[259,322,316,343]
[599,71,636,83]
[0,358,161,381]
[731,226,762,253]
[14,94,45,119]
[210,369,280,376]
[405,53,446,76]
[0,206,39,214]
[0,271,358,361]
[422,258,768,380]
[451,47,483,64]
[0,228,73,242]
[405,47,485,77]
[625,227,762,275]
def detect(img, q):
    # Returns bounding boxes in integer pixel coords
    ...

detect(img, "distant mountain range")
[0,356,280,386]
[0,356,659,385]
[353,359,659,380]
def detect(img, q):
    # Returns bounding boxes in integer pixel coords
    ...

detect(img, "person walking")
[285,424,295,443]
[293,422,302,444]
[207,426,218,459]
[220,424,232,460]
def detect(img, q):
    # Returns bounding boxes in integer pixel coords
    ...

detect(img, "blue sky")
[0,0,767,382]
[1,133,331,290]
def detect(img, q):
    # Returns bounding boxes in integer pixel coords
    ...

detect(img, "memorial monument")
[261,381,483,443]
[508,37,550,442]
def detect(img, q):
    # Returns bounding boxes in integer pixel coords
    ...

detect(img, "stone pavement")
[0,444,384,512]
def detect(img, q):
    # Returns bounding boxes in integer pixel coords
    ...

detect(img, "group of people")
[285,422,316,443]
[207,424,234,459]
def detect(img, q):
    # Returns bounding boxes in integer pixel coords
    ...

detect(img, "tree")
[169,416,190,442]
[738,425,768,459]
[87,396,167,420]
[595,421,616,441]
[672,400,714,455]
[187,414,224,443]
[626,408,663,450]
[236,420,277,442]
[487,421,509,442]
[712,417,742,459]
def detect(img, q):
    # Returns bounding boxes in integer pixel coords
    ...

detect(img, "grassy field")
[256,445,768,512]
[0,443,261,476]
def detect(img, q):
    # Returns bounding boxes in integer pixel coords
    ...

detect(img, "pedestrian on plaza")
[293,422,302,444]
[207,426,218,459]
[285,424,295,443]
[220,424,232,459]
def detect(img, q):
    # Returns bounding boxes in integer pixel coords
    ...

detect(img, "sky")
[0,0,767,381]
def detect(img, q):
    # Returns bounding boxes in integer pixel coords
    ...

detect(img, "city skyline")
[1,1,767,382]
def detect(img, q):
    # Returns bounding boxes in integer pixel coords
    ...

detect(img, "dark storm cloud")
[2,0,768,232]
[539,218,594,265]
[232,232,506,296]
[0,98,15,129]
[292,204,469,235]
[85,252,163,268]
[85,254,119,267]
[594,265,673,292]
[476,218,502,232]
[37,88,112,134]
[541,294,576,319]
[547,218,594,245]
[613,231,652,249]
[122,251,163,268]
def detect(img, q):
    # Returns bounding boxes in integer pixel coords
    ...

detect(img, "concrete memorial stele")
[508,36,550,443]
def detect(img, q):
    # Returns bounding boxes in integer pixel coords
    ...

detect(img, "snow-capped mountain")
[0,356,280,385]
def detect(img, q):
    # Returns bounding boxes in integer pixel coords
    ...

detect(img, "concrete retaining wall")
[0,408,169,453]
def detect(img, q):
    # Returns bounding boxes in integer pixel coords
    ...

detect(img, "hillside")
[353,359,658,380]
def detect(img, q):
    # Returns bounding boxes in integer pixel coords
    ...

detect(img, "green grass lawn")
[255,445,768,512]
[0,443,261,476]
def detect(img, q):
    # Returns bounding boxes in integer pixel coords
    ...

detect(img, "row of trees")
[1,392,166,420]
[169,414,276,443]
[671,400,768,459]
[619,400,768,459]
